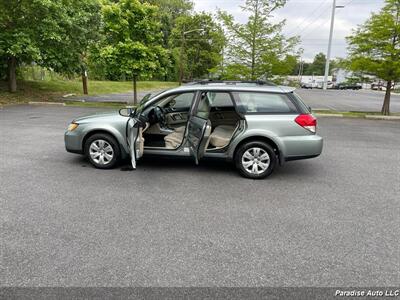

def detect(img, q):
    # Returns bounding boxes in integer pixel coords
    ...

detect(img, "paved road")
[296,89,400,112]
[71,90,164,103]
[73,88,400,113]
[1,105,399,287]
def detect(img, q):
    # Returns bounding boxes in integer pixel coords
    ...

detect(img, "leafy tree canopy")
[170,12,225,81]
[306,52,326,75]
[218,0,299,80]
[96,0,167,103]
[143,0,194,48]
[347,0,400,114]
[0,0,101,91]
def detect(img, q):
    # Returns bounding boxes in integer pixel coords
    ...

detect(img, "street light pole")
[179,28,204,85]
[323,0,344,90]
[179,31,185,86]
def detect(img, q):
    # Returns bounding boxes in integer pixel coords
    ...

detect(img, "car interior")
[140,91,241,151]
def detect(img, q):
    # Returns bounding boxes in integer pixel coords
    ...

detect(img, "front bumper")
[65,130,84,154]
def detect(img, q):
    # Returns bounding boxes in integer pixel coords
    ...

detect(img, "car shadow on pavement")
[70,154,321,179]
[122,156,237,175]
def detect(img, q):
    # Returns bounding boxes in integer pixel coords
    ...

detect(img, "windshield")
[134,90,166,115]
[140,93,153,105]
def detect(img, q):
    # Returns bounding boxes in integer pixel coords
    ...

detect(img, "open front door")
[127,115,147,169]
[187,91,212,165]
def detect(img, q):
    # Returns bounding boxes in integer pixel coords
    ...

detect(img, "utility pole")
[179,31,185,86]
[298,59,304,83]
[323,0,344,90]
[179,28,204,85]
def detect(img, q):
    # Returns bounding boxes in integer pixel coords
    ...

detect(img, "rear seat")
[209,125,236,148]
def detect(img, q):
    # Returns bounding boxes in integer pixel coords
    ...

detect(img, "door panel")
[127,118,139,169]
[186,91,212,164]
[127,115,147,169]
[187,116,212,164]
[165,112,189,126]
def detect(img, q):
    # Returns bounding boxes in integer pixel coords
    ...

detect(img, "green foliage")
[0,0,101,68]
[143,0,194,81]
[146,0,193,46]
[305,52,326,75]
[0,0,101,90]
[347,0,400,114]
[347,0,400,81]
[170,13,225,80]
[94,0,167,80]
[272,54,298,76]
[218,0,299,80]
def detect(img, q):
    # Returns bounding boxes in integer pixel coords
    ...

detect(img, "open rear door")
[187,117,212,164]
[187,91,212,165]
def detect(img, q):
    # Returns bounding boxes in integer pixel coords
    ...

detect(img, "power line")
[289,4,333,37]
[285,0,331,36]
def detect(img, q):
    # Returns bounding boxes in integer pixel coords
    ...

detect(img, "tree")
[170,13,225,81]
[97,0,167,104]
[305,53,326,75]
[146,0,194,81]
[218,0,298,80]
[347,0,400,115]
[0,0,101,93]
[146,0,193,47]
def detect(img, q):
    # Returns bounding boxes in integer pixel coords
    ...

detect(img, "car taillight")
[295,114,317,133]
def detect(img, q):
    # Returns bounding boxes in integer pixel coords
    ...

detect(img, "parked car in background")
[300,82,313,89]
[371,82,385,90]
[65,81,323,179]
[371,82,398,91]
[333,83,362,90]
[315,81,333,89]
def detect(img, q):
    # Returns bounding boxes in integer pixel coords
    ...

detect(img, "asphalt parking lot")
[1,105,399,287]
[296,89,400,112]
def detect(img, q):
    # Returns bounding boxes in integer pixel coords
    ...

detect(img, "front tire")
[235,141,277,179]
[84,133,120,169]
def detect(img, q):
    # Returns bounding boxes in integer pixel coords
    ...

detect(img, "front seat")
[164,126,186,149]
[209,125,236,148]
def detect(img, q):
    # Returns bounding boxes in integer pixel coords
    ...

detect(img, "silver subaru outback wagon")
[65,81,323,179]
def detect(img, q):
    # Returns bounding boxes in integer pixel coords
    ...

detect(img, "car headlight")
[67,122,79,131]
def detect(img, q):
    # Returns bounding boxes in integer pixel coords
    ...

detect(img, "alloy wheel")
[89,139,114,165]
[241,147,270,175]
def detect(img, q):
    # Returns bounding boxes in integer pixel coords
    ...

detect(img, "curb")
[365,115,400,120]
[29,101,66,106]
[315,113,343,117]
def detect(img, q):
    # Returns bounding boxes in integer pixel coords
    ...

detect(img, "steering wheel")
[154,106,166,128]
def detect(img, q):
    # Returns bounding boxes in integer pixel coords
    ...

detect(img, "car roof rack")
[186,79,277,86]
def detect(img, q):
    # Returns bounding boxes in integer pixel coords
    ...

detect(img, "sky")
[194,0,385,61]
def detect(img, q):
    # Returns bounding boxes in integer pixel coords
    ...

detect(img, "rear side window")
[207,92,234,107]
[292,92,311,113]
[233,92,298,114]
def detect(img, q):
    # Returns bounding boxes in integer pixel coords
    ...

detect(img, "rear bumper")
[285,154,320,161]
[282,134,323,161]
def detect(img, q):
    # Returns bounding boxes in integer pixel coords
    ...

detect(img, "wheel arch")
[232,135,284,165]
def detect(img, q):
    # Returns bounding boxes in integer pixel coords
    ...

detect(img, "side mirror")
[119,107,135,117]
[308,106,312,113]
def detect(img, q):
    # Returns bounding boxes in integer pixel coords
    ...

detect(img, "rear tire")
[84,133,120,169]
[235,141,277,179]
